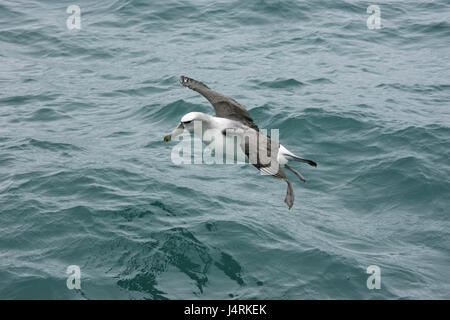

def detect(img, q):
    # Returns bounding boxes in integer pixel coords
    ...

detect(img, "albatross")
[164,75,317,209]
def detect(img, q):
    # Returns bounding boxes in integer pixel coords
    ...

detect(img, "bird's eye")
[183,120,192,124]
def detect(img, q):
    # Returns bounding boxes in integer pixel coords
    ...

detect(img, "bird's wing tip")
[179,75,209,89]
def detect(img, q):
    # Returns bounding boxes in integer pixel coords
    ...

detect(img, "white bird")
[164,76,317,209]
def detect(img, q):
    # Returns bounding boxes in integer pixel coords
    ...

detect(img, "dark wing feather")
[179,75,259,130]
[240,128,286,179]
[239,129,294,209]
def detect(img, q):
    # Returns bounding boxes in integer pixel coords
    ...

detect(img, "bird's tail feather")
[287,155,317,167]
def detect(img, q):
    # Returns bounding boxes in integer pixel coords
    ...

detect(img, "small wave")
[407,21,450,38]
[0,94,60,106]
[100,85,166,98]
[253,78,305,89]
[6,138,83,153]
[25,108,71,122]
[307,78,334,85]
[376,83,450,94]
[28,138,83,152]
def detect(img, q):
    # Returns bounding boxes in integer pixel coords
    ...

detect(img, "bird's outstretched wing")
[179,75,259,130]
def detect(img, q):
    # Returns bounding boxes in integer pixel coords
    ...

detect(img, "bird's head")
[163,112,209,142]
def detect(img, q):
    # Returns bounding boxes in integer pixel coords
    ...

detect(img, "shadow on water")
[115,227,245,299]
[89,204,245,299]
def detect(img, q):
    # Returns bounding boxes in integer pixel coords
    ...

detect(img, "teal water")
[1,0,449,299]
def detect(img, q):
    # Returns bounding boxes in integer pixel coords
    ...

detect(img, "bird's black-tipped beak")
[163,122,184,143]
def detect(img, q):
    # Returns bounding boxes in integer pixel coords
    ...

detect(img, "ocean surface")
[1,0,449,299]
